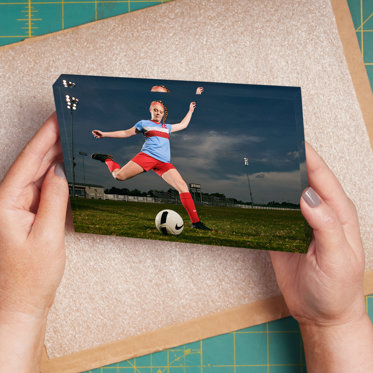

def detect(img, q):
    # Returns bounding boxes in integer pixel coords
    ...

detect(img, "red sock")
[105,159,121,173]
[179,192,199,223]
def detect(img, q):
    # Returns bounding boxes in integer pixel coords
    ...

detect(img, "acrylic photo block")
[54,74,311,253]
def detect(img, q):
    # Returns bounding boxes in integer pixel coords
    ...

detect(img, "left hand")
[0,113,69,319]
[270,142,365,326]
[195,87,204,95]
[189,102,196,112]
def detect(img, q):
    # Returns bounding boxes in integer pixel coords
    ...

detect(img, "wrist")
[0,293,52,321]
[0,308,48,372]
[300,312,373,373]
[0,306,49,325]
[299,311,369,336]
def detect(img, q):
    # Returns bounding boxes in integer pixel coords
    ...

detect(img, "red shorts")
[131,152,175,176]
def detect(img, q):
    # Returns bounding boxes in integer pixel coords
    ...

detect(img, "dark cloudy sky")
[55,75,306,204]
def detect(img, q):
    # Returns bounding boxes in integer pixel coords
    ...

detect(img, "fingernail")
[302,187,321,207]
[55,163,66,179]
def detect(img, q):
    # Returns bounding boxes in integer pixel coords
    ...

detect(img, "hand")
[92,129,104,138]
[0,113,69,318]
[195,87,204,95]
[270,142,365,326]
[270,142,373,372]
[189,102,196,113]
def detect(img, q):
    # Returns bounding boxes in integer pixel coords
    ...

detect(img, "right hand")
[92,130,104,138]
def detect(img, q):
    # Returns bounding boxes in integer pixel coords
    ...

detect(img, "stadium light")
[243,157,254,208]
[65,95,79,110]
[62,79,76,88]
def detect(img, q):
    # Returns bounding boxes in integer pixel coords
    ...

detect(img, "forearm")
[101,130,131,138]
[0,309,47,372]
[300,313,373,373]
[178,111,193,130]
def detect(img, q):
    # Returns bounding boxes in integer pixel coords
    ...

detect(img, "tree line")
[104,187,300,209]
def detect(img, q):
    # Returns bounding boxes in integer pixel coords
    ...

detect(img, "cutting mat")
[0,0,171,46]
[349,0,373,88]
[1,1,372,372]
[85,297,373,373]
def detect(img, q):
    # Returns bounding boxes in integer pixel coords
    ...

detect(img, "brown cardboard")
[40,296,289,373]
[1,0,372,371]
[330,0,373,147]
[40,271,373,372]
[41,0,373,366]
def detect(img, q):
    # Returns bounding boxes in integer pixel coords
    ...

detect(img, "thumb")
[30,163,69,245]
[301,187,347,261]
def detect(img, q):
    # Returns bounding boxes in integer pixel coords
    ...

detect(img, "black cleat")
[91,153,114,163]
[192,221,212,231]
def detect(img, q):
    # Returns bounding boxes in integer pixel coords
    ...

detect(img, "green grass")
[71,198,311,253]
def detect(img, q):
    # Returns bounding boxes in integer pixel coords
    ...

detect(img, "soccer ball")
[155,209,184,235]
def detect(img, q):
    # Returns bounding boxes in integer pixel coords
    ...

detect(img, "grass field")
[70,198,311,253]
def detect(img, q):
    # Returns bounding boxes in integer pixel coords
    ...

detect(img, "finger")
[0,113,59,196]
[301,187,348,261]
[30,163,69,246]
[32,138,64,186]
[305,142,361,249]
[306,142,350,218]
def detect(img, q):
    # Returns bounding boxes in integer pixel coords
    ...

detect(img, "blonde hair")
[150,100,168,123]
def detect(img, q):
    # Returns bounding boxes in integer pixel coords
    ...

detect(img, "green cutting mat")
[0,0,171,45]
[349,0,373,87]
[1,1,372,372]
[88,296,373,373]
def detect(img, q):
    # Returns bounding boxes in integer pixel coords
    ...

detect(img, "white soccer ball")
[155,209,184,235]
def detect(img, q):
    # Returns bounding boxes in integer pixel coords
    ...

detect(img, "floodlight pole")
[244,157,254,208]
[63,80,77,196]
[65,94,79,197]
[70,110,75,197]
[79,151,88,186]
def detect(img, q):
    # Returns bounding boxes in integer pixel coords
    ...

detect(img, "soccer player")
[91,100,212,231]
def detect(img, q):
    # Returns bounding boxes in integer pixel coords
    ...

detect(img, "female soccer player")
[91,99,211,231]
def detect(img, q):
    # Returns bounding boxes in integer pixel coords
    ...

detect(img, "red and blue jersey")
[135,119,172,163]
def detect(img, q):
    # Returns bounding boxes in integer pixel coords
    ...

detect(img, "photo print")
[54,74,311,252]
